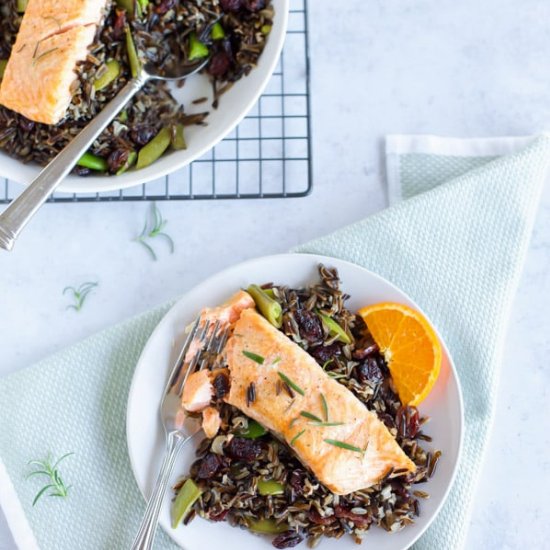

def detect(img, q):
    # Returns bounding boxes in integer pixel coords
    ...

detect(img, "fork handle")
[131,431,188,550]
[0,74,147,252]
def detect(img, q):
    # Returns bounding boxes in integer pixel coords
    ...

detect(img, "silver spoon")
[0,57,209,252]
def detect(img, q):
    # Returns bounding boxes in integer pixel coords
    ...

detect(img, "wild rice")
[176,265,442,548]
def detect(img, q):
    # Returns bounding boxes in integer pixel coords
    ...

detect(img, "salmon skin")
[0,0,109,124]
[224,309,416,495]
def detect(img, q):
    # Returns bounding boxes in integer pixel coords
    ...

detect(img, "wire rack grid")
[0,0,311,203]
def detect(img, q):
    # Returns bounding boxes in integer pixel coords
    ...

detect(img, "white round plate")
[127,253,464,550]
[0,1,289,193]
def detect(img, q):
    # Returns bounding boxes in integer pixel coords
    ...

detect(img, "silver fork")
[131,317,230,550]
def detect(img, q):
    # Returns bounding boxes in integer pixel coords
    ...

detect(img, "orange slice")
[358,302,441,406]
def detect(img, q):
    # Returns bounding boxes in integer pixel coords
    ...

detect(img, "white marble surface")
[1,0,550,548]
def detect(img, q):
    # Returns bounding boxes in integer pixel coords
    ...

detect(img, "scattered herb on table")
[63,282,98,311]
[135,203,174,261]
[26,452,74,506]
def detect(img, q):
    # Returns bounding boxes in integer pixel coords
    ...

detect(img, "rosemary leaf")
[242,350,265,364]
[277,372,304,396]
[300,411,322,423]
[324,439,363,453]
[320,393,329,421]
[290,429,305,446]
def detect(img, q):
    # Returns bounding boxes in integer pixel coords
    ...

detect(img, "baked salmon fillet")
[224,309,416,495]
[0,0,109,124]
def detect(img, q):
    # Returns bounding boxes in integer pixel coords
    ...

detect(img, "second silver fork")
[131,318,229,550]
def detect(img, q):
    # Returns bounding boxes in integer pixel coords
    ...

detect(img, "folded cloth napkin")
[1,134,549,550]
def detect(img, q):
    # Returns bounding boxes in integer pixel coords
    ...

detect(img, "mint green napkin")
[1,135,549,550]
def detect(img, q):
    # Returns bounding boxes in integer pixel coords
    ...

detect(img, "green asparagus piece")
[125,27,141,78]
[171,479,202,529]
[77,152,108,172]
[247,284,283,328]
[136,127,171,169]
[16,0,28,13]
[211,22,226,40]
[248,518,288,534]
[171,124,187,150]
[318,312,352,345]
[238,420,267,439]
[94,59,121,91]
[188,33,209,61]
[116,151,137,175]
[257,480,285,496]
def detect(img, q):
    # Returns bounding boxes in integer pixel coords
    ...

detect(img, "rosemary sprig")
[300,411,322,423]
[63,282,98,311]
[324,439,363,454]
[290,430,305,446]
[320,393,329,421]
[134,203,174,261]
[26,452,74,506]
[277,372,305,396]
[242,350,264,365]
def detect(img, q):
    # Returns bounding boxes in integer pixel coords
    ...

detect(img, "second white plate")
[126,253,463,550]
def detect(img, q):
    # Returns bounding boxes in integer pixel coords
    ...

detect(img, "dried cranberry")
[391,481,410,501]
[198,453,225,479]
[220,0,243,11]
[309,342,341,365]
[112,9,127,39]
[294,309,322,343]
[272,531,303,549]
[334,505,371,528]
[308,508,335,526]
[244,0,265,10]
[396,406,420,439]
[352,331,379,360]
[208,52,231,77]
[18,117,35,132]
[225,437,262,461]
[209,509,229,522]
[355,356,383,385]
[156,0,176,15]
[107,149,129,173]
[130,125,156,146]
[288,469,306,496]
[213,372,230,399]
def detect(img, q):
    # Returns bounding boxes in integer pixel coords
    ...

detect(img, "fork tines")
[167,317,230,397]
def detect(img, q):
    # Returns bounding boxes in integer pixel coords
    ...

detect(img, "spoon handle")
[0,75,146,251]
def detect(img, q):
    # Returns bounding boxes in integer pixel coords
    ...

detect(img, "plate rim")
[0,0,290,194]
[126,252,465,550]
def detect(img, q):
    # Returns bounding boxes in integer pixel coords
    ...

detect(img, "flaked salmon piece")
[224,309,416,495]
[202,406,222,439]
[182,370,213,413]
[201,290,256,326]
[183,291,255,365]
[0,0,109,124]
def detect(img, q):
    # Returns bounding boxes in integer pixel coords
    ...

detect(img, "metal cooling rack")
[1,0,311,203]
